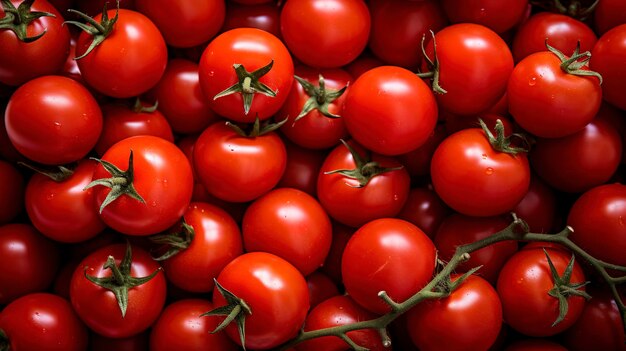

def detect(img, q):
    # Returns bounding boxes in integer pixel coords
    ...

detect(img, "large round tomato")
[89,135,194,236]
[342,218,436,314]
[198,28,294,122]
[342,65,438,156]
[211,252,309,350]
[280,0,370,68]
[74,8,168,98]
[5,75,102,165]
[590,24,626,111]
[406,274,503,351]
[243,187,332,276]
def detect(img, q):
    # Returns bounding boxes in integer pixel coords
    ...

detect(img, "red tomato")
[396,186,451,239]
[280,0,370,68]
[422,23,514,116]
[406,274,503,351]
[135,0,224,48]
[198,28,293,122]
[512,175,557,233]
[222,2,281,38]
[305,271,340,309]
[193,120,286,203]
[70,243,167,338]
[150,299,238,351]
[396,123,447,178]
[0,223,60,304]
[25,159,106,243]
[590,24,626,111]
[74,8,168,98]
[296,295,387,351]
[243,187,332,276]
[316,140,411,228]
[367,0,447,69]
[594,0,626,35]
[342,218,436,314]
[74,0,135,16]
[567,183,626,266]
[211,252,309,350]
[497,247,588,337]
[343,52,384,79]
[430,127,530,217]
[0,160,24,224]
[0,293,88,351]
[277,141,326,196]
[320,222,354,284]
[442,0,528,34]
[0,0,70,86]
[342,65,438,155]
[89,135,194,236]
[156,202,243,293]
[5,75,103,165]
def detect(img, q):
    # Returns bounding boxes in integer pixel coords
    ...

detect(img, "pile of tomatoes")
[1,0,626,350]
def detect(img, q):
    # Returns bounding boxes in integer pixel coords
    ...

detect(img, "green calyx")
[0,0,56,42]
[83,150,145,214]
[324,140,403,188]
[0,329,8,351]
[64,0,119,60]
[294,74,347,121]
[201,279,252,350]
[531,0,599,20]
[132,97,158,113]
[546,40,603,84]
[18,162,74,182]
[150,219,195,261]
[214,60,277,116]
[544,249,591,327]
[416,30,447,95]
[479,118,529,155]
[227,116,288,138]
[84,242,162,318]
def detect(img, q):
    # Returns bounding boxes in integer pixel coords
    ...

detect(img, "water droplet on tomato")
[481,153,488,160]
[485,167,494,175]
[528,77,537,86]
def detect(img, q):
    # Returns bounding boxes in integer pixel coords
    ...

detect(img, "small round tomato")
[305,271,340,309]
[0,160,24,225]
[590,24,626,111]
[342,218,436,314]
[512,176,557,233]
[594,0,626,35]
[0,293,88,351]
[243,187,332,276]
[397,186,451,239]
[320,222,354,284]
[406,274,503,351]
[277,141,326,196]
[5,75,103,165]
[222,2,281,38]
[442,0,528,34]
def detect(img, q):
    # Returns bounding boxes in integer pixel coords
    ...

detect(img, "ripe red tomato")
[5,75,103,165]
[342,218,436,314]
[89,135,194,236]
[0,293,88,351]
[70,243,167,338]
[406,274,503,351]
[305,271,340,309]
[0,223,60,304]
[243,187,332,276]
[594,0,626,35]
[497,247,588,337]
[342,65,438,155]
[74,8,168,98]
[0,160,24,225]
[211,252,309,350]
[512,176,557,233]
[280,0,370,68]
[222,2,281,38]
[277,141,326,196]
[442,0,528,34]
[397,186,451,239]
[0,0,71,86]
[590,24,626,111]
[198,28,293,122]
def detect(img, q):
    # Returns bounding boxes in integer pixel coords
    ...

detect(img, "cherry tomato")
[512,175,557,233]
[442,0,528,34]
[396,186,451,239]
[590,24,626,111]
[305,271,340,310]
[277,141,326,196]
[222,2,281,38]
[594,0,626,35]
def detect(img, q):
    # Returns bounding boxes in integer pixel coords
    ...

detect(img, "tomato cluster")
[1,0,626,350]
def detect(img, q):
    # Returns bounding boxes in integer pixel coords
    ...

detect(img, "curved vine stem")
[276,213,626,350]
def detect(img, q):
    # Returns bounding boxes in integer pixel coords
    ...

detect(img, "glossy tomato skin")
[316,141,411,228]
[296,295,386,351]
[342,218,436,314]
[92,135,194,236]
[397,186,451,239]
[70,243,167,338]
[280,0,370,68]
[25,159,106,243]
[0,223,60,304]
[342,65,438,156]
[145,58,218,134]
[222,2,281,38]
[442,0,528,34]
[430,128,530,217]
[497,247,588,337]
[567,183,626,266]
[277,66,351,150]
[590,24,626,111]
[305,271,340,309]
[243,188,332,276]
[212,252,309,350]
[367,0,447,69]
[508,51,602,138]
[198,28,293,122]
[277,141,326,196]
[0,0,71,86]
[0,160,24,224]
[594,0,626,35]
[149,299,238,351]
[75,9,167,98]
[0,293,88,351]
[530,117,622,193]
[160,202,243,293]
[512,175,557,233]
[406,274,503,351]
[135,0,225,48]
[5,75,103,165]
[193,121,287,203]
